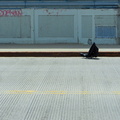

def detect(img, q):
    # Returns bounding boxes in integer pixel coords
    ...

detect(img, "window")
[95,26,116,38]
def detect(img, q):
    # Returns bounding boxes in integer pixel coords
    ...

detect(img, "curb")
[0,51,120,57]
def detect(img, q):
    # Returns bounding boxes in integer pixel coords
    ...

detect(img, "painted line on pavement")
[1,90,120,95]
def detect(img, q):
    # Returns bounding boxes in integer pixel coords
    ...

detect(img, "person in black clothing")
[80,43,99,58]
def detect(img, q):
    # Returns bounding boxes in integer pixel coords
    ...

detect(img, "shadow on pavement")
[83,57,100,60]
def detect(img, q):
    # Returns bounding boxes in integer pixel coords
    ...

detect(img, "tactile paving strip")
[0,57,120,120]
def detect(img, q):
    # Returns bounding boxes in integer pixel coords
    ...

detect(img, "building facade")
[0,0,120,44]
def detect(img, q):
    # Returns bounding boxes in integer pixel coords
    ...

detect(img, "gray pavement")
[0,44,120,52]
[0,57,120,120]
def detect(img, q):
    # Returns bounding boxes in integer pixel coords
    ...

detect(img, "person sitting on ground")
[80,42,99,58]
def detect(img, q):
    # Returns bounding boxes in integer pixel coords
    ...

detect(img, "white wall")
[0,9,118,44]
[0,9,34,44]
[35,9,78,43]
[78,9,117,44]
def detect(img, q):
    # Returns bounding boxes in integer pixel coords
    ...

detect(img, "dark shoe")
[80,53,88,57]
[80,53,85,57]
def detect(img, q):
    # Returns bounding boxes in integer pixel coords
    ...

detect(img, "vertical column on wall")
[78,10,81,44]
[33,8,35,44]
[77,9,79,43]
[78,10,82,44]
[117,9,120,44]
[92,14,95,43]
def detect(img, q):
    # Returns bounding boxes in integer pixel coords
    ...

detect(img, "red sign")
[0,10,22,17]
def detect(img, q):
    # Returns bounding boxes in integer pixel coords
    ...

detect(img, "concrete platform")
[1,57,120,120]
[0,44,120,57]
